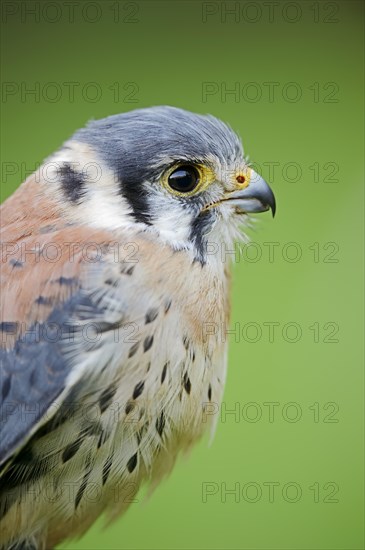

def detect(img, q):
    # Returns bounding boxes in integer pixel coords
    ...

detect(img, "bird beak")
[224,169,276,217]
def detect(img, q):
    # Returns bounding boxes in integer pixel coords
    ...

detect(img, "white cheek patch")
[146,191,194,250]
[44,141,139,232]
[44,142,197,250]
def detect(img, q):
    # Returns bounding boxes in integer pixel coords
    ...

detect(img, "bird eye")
[167,165,200,194]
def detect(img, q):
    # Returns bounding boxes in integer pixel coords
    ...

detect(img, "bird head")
[48,106,275,263]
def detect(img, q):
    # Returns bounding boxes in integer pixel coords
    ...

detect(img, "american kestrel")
[0,106,275,549]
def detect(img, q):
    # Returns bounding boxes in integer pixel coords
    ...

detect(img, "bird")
[0,106,275,550]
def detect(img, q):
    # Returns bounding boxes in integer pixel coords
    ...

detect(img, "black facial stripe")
[118,178,152,225]
[58,163,86,204]
[190,210,215,265]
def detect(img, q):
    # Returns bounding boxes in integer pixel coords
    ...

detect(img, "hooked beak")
[223,170,276,217]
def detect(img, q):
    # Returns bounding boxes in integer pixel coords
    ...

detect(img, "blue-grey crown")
[70,106,243,228]
[73,106,242,174]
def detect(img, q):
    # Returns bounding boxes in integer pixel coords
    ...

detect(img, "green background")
[1,1,364,548]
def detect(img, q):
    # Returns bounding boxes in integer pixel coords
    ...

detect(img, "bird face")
[49,106,275,263]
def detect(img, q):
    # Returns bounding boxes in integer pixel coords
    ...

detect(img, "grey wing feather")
[0,282,118,467]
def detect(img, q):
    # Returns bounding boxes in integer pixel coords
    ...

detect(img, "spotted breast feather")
[0,175,229,548]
